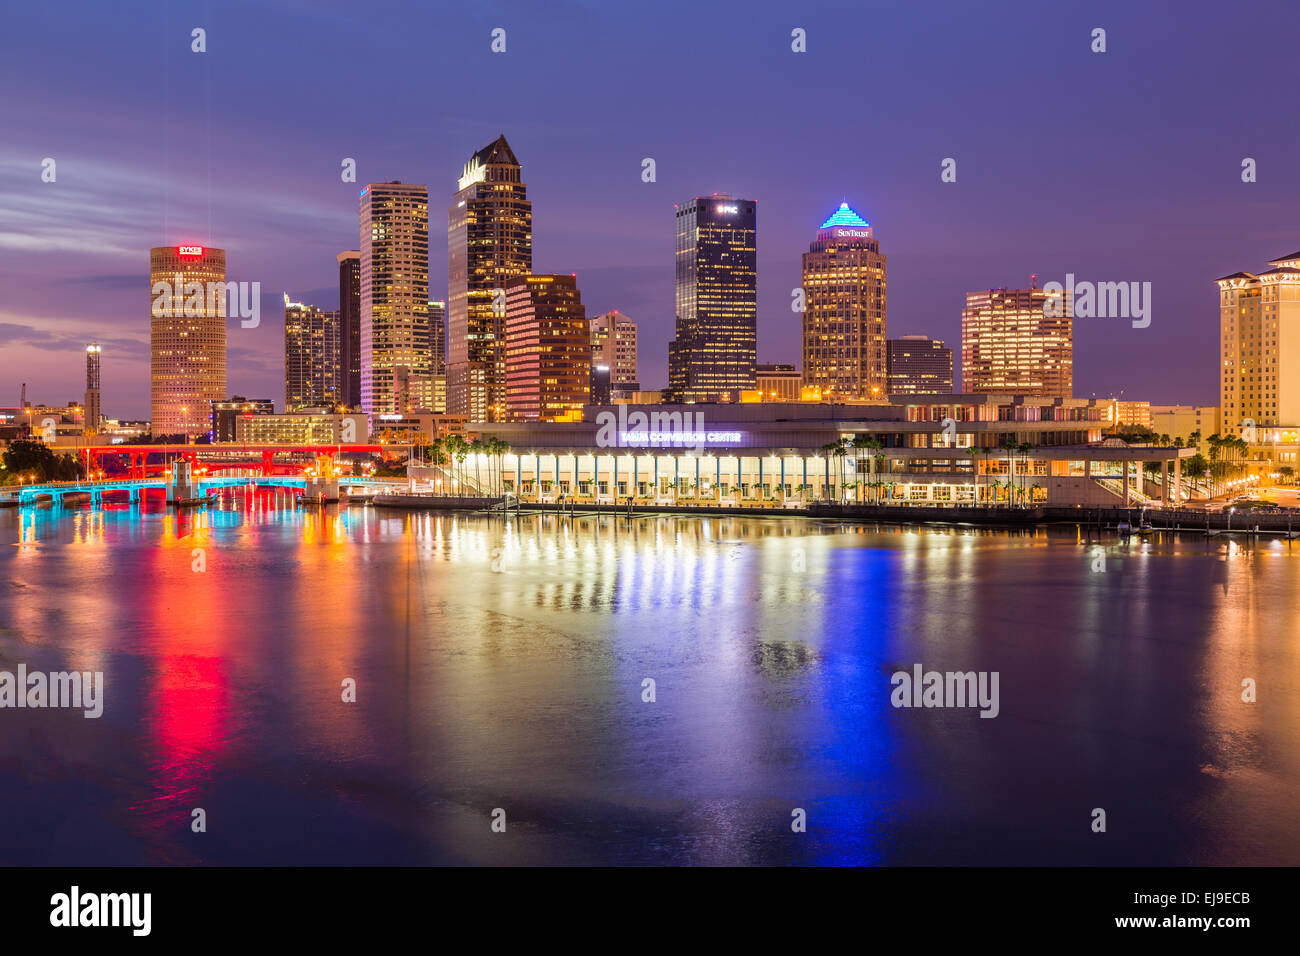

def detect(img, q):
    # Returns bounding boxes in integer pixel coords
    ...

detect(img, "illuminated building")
[284,295,340,411]
[590,311,639,391]
[84,343,102,436]
[211,396,275,442]
[149,245,227,438]
[234,410,368,444]
[459,395,1188,508]
[337,251,361,409]
[961,284,1072,397]
[887,336,952,395]
[448,135,532,422]
[801,203,886,402]
[428,299,447,413]
[359,182,430,418]
[504,274,590,422]
[1109,400,1153,429]
[1216,253,1300,437]
[752,363,802,402]
[669,194,757,402]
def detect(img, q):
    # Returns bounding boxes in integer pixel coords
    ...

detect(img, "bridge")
[0,474,405,507]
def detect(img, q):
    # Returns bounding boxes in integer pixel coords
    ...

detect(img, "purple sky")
[2,0,1298,418]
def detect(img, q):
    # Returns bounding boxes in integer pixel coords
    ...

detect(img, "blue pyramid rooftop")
[819,202,870,229]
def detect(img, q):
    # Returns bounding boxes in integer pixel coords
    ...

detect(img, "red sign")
[177,245,204,257]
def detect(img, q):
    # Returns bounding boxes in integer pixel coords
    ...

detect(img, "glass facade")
[448,135,532,422]
[668,195,757,402]
[360,182,429,417]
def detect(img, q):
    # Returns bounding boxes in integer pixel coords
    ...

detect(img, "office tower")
[284,295,340,411]
[755,363,802,401]
[590,364,612,405]
[210,396,275,442]
[448,135,532,421]
[589,310,639,391]
[668,194,757,403]
[961,284,1072,397]
[887,335,953,395]
[84,343,101,435]
[504,274,589,422]
[337,251,361,409]
[1217,253,1300,436]
[149,244,227,438]
[800,202,886,402]
[428,299,447,412]
[359,182,429,417]
[429,299,447,375]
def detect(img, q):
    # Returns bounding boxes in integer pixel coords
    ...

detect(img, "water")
[1,491,1297,866]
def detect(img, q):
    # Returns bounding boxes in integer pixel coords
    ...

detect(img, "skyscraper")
[800,203,886,402]
[504,274,589,422]
[669,195,757,403]
[429,299,447,412]
[887,335,953,395]
[84,343,101,436]
[961,285,1072,397]
[150,244,227,438]
[589,310,639,391]
[284,295,340,411]
[448,135,532,422]
[359,182,429,417]
[337,250,361,410]
[1216,254,1300,437]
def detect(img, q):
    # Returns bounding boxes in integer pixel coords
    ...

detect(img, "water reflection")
[0,496,1298,865]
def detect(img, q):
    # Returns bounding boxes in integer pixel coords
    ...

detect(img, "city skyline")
[4,0,1295,417]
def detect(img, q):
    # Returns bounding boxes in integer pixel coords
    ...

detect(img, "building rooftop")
[819,202,870,229]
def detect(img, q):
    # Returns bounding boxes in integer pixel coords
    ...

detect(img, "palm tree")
[486,437,509,495]
[1015,442,1033,506]
[819,438,850,501]
[848,435,882,503]
[468,438,484,493]
[966,447,982,506]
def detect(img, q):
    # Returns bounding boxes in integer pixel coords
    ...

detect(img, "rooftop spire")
[819,202,870,229]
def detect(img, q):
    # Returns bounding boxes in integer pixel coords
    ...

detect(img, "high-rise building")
[589,310,639,391]
[337,251,361,409]
[1216,253,1300,436]
[429,299,447,375]
[150,244,227,438]
[800,202,886,402]
[84,343,101,436]
[284,295,340,411]
[887,335,953,395]
[669,194,757,402]
[428,299,447,412]
[359,182,429,418]
[504,274,589,422]
[448,135,532,421]
[961,284,1072,397]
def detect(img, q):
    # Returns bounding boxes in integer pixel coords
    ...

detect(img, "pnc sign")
[715,204,739,215]
[176,245,204,257]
